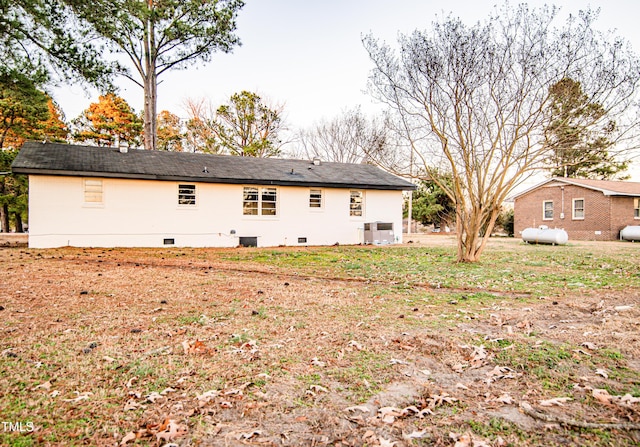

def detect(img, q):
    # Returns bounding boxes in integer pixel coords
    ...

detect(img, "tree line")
[2,1,639,262]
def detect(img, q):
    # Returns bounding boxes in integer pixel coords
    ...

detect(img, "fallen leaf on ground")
[428,392,458,408]
[119,432,137,445]
[182,339,212,355]
[451,432,472,447]
[196,389,220,404]
[379,436,397,447]
[146,392,163,403]
[493,393,514,405]
[592,389,640,407]
[403,429,428,440]
[614,305,633,311]
[379,406,403,423]
[235,430,261,440]
[362,430,376,443]
[595,368,608,378]
[309,384,329,394]
[539,397,572,406]
[592,388,612,405]
[486,365,517,380]
[469,345,488,368]
[310,357,326,367]
[390,358,408,365]
[450,432,492,447]
[124,399,142,411]
[34,380,52,391]
[620,394,640,405]
[156,419,187,442]
[63,391,92,402]
[345,405,370,413]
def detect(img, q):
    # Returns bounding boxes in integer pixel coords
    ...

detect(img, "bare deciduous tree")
[183,98,218,153]
[364,4,640,262]
[294,107,389,164]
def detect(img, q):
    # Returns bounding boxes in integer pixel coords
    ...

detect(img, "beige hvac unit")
[364,222,394,245]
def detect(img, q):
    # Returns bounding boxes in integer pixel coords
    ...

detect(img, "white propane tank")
[522,226,568,245]
[620,226,640,242]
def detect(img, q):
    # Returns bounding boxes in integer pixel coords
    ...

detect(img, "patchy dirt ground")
[1,241,639,446]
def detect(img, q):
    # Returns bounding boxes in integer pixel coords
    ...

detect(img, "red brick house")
[513,177,640,241]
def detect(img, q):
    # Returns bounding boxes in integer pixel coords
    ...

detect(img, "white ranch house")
[12,142,415,248]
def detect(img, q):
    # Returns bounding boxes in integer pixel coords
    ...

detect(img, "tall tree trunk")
[0,178,8,232]
[456,204,501,262]
[13,211,23,233]
[142,3,157,150]
[0,204,9,233]
[143,73,157,150]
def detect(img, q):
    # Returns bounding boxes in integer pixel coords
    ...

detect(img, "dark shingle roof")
[12,142,415,191]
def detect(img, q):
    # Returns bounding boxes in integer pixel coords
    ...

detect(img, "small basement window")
[178,184,196,206]
[239,236,258,247]
[163,238,175,245]
[298,237,307,244]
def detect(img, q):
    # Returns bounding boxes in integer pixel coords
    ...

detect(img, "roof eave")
[11,168,415,191]
[511,177,640,199]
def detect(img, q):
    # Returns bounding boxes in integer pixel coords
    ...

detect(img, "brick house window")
[573,198,585,220]
[543,200,553,220]
[634,198,640,218]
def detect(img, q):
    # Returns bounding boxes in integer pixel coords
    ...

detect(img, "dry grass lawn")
[1,237,640,446]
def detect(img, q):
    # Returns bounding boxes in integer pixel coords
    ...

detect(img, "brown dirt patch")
[1,245,639,446]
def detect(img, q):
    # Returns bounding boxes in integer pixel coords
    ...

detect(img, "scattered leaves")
[539,397,572,407]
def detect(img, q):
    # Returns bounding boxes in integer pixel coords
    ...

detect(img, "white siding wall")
[28,175,404,248]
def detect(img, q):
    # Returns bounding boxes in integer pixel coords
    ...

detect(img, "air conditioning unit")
[363,222,394,245]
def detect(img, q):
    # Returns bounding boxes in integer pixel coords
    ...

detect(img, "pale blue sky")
[54,0,640,127]
[52,0,640,179]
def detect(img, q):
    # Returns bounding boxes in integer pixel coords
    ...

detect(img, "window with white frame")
[543,200,553,220]
[350,190,363,217]
[573,198,585,219]
[309,189,322,208]
[178,184,196,206]
[243,186,277,216]
[635,198,640,218]
[84,179,103,204]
